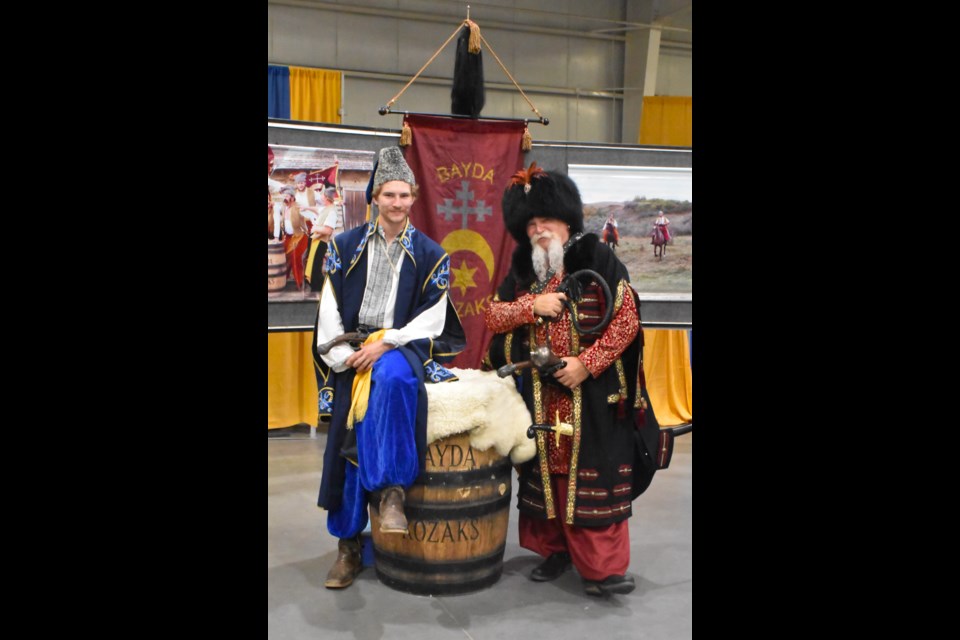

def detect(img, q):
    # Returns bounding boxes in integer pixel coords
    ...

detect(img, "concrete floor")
[268,431,692,640]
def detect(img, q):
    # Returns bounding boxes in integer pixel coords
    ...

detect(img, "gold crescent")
[440,229,495,281]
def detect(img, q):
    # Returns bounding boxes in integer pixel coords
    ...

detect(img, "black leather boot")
[530,552,571,581]
[583,574,636,596]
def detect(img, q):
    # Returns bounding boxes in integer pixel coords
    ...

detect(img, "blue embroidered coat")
[312,218,465,512]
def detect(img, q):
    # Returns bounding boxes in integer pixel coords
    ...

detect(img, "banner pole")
[378,107,549,126]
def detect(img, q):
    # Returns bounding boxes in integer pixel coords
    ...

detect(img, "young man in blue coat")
[312,147,465,589]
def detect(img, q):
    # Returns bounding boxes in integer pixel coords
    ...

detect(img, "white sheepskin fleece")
[424,368,536,464]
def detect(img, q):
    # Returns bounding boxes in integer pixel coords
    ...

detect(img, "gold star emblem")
[450,260,479,296]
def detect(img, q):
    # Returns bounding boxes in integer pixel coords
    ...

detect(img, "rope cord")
[386,21,467,108]
[479,33,544,121]
[385,19,545,123]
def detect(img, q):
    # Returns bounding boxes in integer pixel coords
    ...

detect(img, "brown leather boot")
[324,537,362,589]
[378,486,408,534]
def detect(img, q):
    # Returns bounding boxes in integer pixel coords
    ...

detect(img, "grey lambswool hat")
[373,147,416,189]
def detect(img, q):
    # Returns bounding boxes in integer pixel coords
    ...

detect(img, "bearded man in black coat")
[483,164,660,597]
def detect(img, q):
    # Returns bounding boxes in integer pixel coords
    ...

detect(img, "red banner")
[307,164,338,188]
[402,115,525,369]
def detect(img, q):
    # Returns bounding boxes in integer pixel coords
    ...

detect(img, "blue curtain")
[268,65,291,119]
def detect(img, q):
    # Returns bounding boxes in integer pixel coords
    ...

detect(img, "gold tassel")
[521,125,533,152]
[466,19,481,54]
[400,120,412,147]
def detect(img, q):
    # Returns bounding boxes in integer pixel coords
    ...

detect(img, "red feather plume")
[510,161,547,190]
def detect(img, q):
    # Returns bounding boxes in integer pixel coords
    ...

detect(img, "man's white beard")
[531,234,565,281]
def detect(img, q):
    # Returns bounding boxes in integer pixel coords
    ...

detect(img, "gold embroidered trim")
[535,431,554,518]
[421,255,447,294]
[574,502,631,519]
[635,343,645,408]
[611,483,632,496]
[615,358,627,401]
[576,488,610,500]
[659,432,671,467]
[531,323,555,519]
[481,350,493,369]
[401,220,418,269]
[607,394,620,403]
[575,506,611,517]
[612,280,629,399]
[432,333,464,359]
[345,223,375,278]
[626,284,646,410]
[565,309,582,525]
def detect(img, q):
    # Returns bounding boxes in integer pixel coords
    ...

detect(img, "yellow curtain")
[638,96,692,147]
[268,327,692,429]
[268,332,319,429]
[289,66,341,124]
[642,329,693,426]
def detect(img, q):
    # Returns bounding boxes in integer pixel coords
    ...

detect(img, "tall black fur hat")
[501,162,584,245]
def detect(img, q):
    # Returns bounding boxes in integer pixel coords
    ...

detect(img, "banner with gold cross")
[402,114,526,369]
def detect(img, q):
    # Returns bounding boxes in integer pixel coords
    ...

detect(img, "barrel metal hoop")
[373,544,506,575]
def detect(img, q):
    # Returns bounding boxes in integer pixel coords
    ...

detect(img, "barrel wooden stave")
[268,242,286,292]
[368,432,512,595]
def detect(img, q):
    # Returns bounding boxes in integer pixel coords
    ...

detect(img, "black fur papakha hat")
[501,162,584,245]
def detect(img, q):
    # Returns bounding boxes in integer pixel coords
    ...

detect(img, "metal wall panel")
[268,1,688,143]
[473,25,515,86]
[512,32,570,87]
[513,0,574,30]
[568,96,620,143]
[396,20,462,77]
[337,13,401,73]
[575,0,626,21]
[568,38,623,90]
[344,76,409,127]
[480,87,517,120]
[656,50,692,96]
[270,5,339,66]
[343,0,400,10]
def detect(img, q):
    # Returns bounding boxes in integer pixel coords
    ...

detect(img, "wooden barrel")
[268,241,286,292]
[368,432,512,595]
